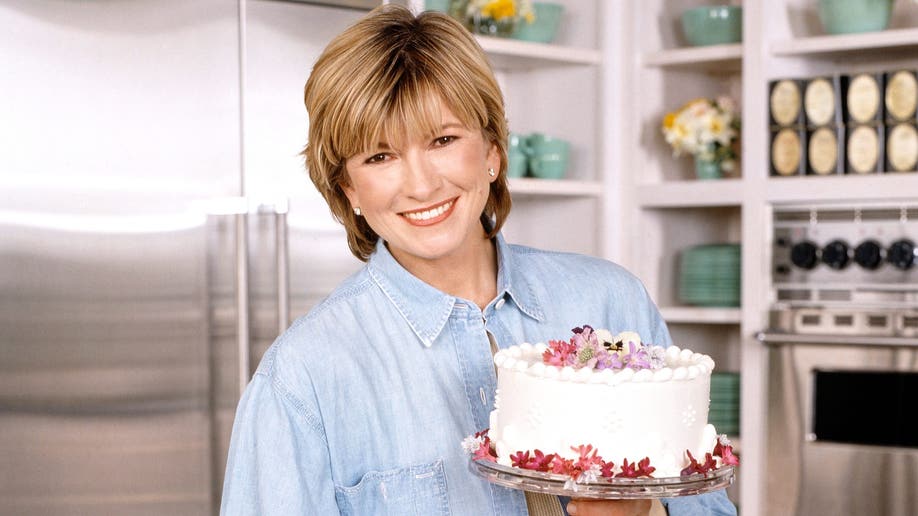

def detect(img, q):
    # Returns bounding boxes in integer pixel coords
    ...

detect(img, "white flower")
[614,331,642,348]
[578,463,603,484]
[564,478,579,492]
[461,435,484,454]
[661,96,739,162]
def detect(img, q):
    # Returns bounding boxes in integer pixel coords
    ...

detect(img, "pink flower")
[572,444,603,472]
[550,456,574,476]
[511,450,531,468]
[636,457,656,477]
[530,450,556,472]
[472,436,496,462]
[714,436,740,466]
[680,450,717,476]
[543,339,577,367]
[600,460,616,478]
[615,457,656,478]
[616,458,639,478]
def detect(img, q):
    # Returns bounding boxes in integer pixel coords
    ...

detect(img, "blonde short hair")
[303,5,511,261]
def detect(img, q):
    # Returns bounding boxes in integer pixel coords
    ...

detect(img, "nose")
[401,151,441,200]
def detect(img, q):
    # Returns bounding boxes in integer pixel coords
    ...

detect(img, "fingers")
[566,498,652,516]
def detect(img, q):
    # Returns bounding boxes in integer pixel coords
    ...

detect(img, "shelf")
[636,179,743,208]
[771,27,918,57]
[765,173,918,204]
[477,35,602,69]
[509,177,603,197]
[642,43,742,72]
[660,306,742,325]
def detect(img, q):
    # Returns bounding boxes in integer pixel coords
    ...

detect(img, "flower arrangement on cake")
[464,326,739,490]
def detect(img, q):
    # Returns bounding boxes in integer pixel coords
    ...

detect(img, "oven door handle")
[756,331,918,347]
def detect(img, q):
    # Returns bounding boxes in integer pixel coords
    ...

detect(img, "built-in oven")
[759,203,918,516]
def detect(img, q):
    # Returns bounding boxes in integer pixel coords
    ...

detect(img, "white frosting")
[490,343,717,478]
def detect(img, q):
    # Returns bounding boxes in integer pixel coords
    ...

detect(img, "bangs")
[336,62,489,160]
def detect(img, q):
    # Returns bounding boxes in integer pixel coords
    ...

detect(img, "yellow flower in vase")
[661,95,740,179]
[452,0,534,37]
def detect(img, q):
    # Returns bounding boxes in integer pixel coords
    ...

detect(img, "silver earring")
[488,168,496,177]
[353,207,361,216]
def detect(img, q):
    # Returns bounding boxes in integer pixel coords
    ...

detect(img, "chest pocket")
[334,459,451,516]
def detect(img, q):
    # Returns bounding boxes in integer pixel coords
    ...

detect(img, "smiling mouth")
[400,198,457,224]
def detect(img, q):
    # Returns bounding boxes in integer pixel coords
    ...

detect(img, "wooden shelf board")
[771,27,918,57]
[477,36,602,69]
[642,43,743,72]
[765,173,918,204]
[636,179,744,208]
[660,306,742,325]
[509,177,603,197]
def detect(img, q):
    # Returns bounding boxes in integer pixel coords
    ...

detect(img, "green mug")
[513,2,564,43]
[527,133,569,180]
[507,133,529,178]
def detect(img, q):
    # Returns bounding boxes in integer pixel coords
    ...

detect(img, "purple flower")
[622,342,651,370]
[596,349,623,370]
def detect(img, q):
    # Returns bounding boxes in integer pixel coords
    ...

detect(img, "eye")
[364,152,389,164]
[432,135,457,147]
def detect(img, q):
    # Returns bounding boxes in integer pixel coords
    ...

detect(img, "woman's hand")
[566,498,651,516]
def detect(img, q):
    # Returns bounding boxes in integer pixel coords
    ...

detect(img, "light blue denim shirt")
[221,234,737,515]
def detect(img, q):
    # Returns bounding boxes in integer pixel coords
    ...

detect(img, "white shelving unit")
[636,179,743,208]
[611,1,918,514]
[771,26,918,56]
[642,43,743,71]
[477,35,602,68]
[461,0,605,257]
[509,177,604,197]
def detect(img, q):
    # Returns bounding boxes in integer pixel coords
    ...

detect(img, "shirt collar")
[366,233,544,348]
[494,234,544,323]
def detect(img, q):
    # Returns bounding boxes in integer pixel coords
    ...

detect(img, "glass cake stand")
[470,459,734,499]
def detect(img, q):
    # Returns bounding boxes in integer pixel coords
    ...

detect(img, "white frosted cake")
[467,326,738,481]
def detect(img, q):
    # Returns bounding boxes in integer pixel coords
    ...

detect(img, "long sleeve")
[663,489,737,515]
[220,369,339,515]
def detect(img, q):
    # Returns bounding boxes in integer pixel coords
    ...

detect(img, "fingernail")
[566,502,578,515]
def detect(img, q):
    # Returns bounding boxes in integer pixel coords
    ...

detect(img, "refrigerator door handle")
[274,199,290,336]
[235,210,251,397]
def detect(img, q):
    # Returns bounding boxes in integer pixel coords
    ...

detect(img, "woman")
[220,6,736,516]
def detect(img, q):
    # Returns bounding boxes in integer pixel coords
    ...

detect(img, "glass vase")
[694,157,723,180]
[449,0,520,37]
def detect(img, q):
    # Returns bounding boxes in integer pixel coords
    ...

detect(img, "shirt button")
[495,298,506,310]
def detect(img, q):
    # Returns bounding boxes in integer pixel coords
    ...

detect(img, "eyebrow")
[365,122,469,153]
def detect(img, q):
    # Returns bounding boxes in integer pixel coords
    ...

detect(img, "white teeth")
[404,201,452,221]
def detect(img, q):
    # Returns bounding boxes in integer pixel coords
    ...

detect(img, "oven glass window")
[812,370,918,448]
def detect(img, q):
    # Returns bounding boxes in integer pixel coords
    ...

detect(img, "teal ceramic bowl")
[818,0,892,35]
[513,3,564,43]
[681,6,743,47]
[424,0,450,12]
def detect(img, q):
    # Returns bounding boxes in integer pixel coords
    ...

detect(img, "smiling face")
[342,98,500,271]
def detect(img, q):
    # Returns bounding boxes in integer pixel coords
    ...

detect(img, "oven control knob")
[887,239,916,270]
[790,241,819,269]
[854,239,884,270]
[821,240,850,270]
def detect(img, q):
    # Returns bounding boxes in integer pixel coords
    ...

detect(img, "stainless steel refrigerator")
[0,1,365,514]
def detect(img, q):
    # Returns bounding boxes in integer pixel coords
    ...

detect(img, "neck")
[391,232,498,311]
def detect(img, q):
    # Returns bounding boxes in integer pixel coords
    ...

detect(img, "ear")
[486,141,501,182]
[340,173,360,210]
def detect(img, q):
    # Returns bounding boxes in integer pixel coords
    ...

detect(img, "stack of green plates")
[678,244,740,307]
[710,372,740,436]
